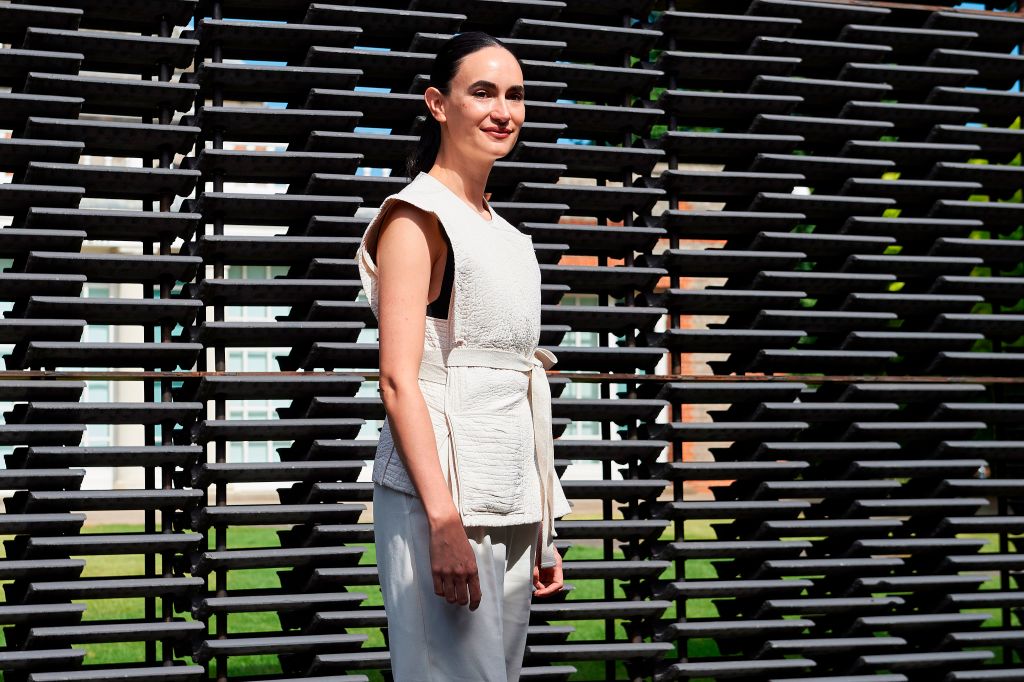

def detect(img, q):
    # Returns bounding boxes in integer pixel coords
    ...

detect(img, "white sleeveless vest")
[356,171,572,567]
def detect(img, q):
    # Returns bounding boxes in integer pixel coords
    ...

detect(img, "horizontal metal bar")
[3,370,1024,384]
[815,0,1017,17]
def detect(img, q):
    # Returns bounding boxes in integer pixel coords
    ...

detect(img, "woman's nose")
[492,98,511,121]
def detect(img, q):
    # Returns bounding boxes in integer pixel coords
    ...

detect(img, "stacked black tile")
[648,1,1024,681]
[502,2,676,680]
[178,1,376,679]
[1,0,205,681]
[3,0,1024,681]
[175,1,675,679]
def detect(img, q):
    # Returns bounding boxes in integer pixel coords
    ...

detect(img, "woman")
[355,31,573,682]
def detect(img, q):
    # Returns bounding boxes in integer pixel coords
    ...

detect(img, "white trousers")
[373,483,540,682]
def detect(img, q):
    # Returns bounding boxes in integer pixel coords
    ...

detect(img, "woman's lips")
[484,128,512,139]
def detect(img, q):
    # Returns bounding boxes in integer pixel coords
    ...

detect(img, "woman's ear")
[424,86,447,124]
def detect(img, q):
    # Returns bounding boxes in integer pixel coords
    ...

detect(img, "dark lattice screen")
[3,1,1024,681]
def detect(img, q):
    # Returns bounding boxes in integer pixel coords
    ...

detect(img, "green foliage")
[0,524,717,681]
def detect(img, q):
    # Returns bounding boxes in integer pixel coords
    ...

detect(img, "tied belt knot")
[418,346,561,568]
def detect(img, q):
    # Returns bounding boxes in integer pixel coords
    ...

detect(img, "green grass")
[3,524,1014,680]
[0,523,698,680]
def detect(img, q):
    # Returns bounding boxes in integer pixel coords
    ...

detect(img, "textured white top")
[356,173,572,546]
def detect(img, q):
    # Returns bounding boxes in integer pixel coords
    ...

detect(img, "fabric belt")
[418,346,561,568]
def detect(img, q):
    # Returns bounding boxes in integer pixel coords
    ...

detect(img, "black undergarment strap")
[426,228,454,319]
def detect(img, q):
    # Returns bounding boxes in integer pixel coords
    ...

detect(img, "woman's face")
[429,45,525,166]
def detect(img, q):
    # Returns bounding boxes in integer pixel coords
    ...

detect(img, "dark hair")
[405,31,521,178]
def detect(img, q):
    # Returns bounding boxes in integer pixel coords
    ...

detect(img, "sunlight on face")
[437,46,525,165]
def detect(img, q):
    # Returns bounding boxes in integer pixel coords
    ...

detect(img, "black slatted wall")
[3,1,1024,681]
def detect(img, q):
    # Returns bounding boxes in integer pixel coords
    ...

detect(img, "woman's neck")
[427,158,492,219]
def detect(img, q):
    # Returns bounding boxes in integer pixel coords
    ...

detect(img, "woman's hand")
[428,510,481,610]
[532,540,564,597]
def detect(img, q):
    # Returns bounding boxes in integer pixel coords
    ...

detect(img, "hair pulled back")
[405,31,520,178]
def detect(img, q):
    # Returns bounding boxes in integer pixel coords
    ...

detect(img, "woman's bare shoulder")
[371,198,443,259]
[382,198,440,232]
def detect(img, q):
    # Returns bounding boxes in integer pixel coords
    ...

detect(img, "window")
[82,284,113,448]
[223,265,291,463]
[559,294,603,439]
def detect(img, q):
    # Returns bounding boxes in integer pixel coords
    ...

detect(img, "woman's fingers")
[467,572,482,611]
[533,547,564,597]
[552,552,569,589]
[439,569,478,606]
[451,552,476,606]
[432,559,480,607]
[429,517,483,609]
[457,571,471,605]
[444,574,458,603]
[532,569,559,596]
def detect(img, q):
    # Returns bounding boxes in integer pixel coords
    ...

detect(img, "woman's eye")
[473,91,488,98]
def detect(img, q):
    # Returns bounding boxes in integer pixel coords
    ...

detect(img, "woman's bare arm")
[375,201,481,610]
[376,202,455,521]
